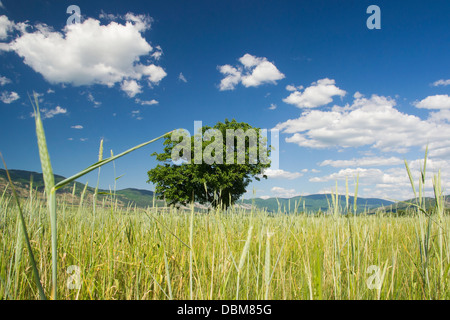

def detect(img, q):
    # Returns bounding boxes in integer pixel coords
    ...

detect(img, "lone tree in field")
[147,119,271,209]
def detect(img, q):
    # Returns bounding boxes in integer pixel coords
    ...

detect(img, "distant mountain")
[378,196,450,214]
[0,169,159,208]
[241,194,395,213]
[115,188,156,208]
[2,169,434,214]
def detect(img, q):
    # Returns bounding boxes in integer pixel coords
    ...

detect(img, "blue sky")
[0,0,449,201]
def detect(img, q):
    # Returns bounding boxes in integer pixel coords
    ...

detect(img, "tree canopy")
[147,119,271,208]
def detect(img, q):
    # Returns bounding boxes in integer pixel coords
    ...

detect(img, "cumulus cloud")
[121,79,142,97]
[270,186,301,198]
[427,109,450,124]
[0,91,19,103]
[42,106,67,119]
[310,157,450,200]
[263,168,303,179]
[218,53,285,91]
[414,95,450,109]
[310,167,392,183]
[30,106,67,119]
[71,125,83,129]
[428,146,450,158]
[135,98,158,105]
[218,65,241,90]
[431,79,450,87]
[268,103,277,110]
[353,91,363,99]
[0,15,14,40]
[320,156,403,167]
[151,45,163,60]
[286,84,302,92]
[283,78,346,108]
[276,93,450,154]
[3,13,166,97]
[0,15,28,42]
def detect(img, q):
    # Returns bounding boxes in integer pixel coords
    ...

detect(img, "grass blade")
[0,155,47,300]
[30,93,57,299]
[53,131,173,191]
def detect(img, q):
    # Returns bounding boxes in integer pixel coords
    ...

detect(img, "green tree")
[147,119,271,209]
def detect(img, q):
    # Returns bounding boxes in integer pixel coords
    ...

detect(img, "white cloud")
[98,11,119,21]
[0,75,11,86]
[131,109,143,120]
[0,1,5,9]
[5,14,166,92]
[310,168,384,183]
[71,125,83,129]
[87,92,101,106]
[0,42,10,51]
[414,95,450,109]
[310,157,450,200]
[218,65,241,91]
[47,88,55,94]
[283,78,346,108]
[151,45,163,60]
[276,93,450,154]
[178,72,187,83]
[286,84,301,92]
[268,103,277,110]
[427,109,450,123]
[353,91,363,99]
[121,79,142,97]
[137,64,167,85]
[320,156,403,167]
[270,186,301,198]
[431,79,450,87]
[239,55,285,87]
[43,106,67,119]
[218,53,284,91]
[30,106,67,119]
[429,146,450,158]
[135,98,158,105]
[263,168,303,180]
[0,15,14,40]
[0,91,19,103]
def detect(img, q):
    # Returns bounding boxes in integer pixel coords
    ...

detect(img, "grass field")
[0,188,449,300]
[0,96,448,300]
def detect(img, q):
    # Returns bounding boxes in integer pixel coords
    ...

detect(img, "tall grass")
[9,93,172,299]
[1,193,449,299]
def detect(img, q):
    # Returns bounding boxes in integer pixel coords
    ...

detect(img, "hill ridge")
[2,168,429,213]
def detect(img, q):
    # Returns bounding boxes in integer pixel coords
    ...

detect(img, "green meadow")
[1,189,449,300]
